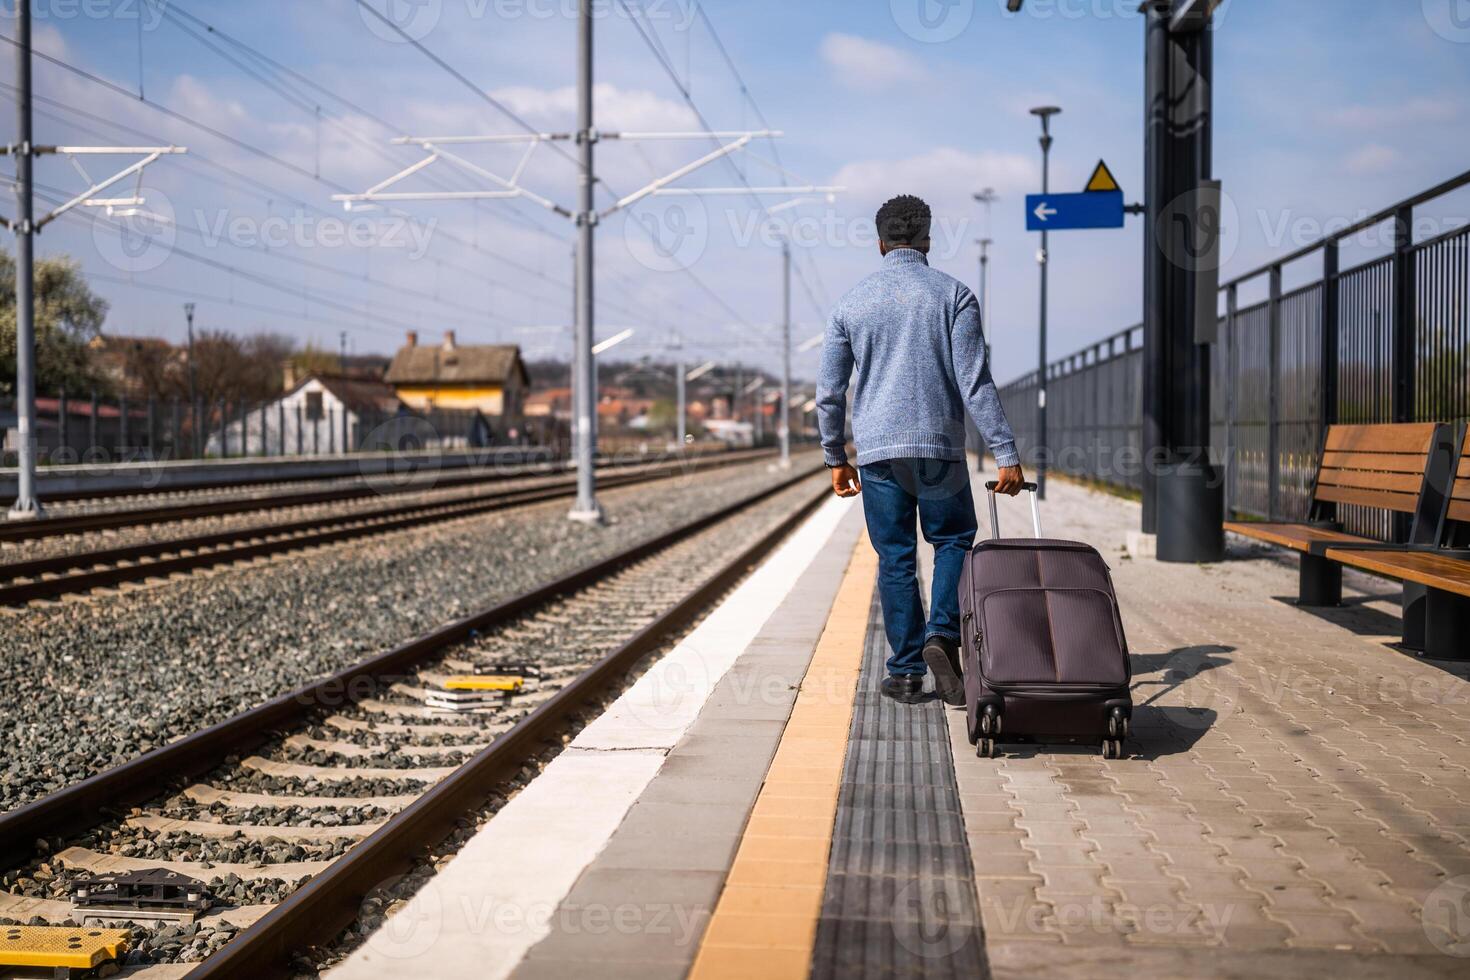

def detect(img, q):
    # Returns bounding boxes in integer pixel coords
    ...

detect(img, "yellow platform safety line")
[0,925,130,969]
[689,531,877,979]
[441,675,524,692]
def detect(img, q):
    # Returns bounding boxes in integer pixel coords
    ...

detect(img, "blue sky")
[6,0,1469,383]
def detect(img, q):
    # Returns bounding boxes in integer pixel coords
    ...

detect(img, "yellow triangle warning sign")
[1085,160,1120,193]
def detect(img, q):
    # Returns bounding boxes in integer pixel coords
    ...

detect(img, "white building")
[207,375,408,457]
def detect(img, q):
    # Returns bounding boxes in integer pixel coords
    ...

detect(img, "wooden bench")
[1326,425,1470,660]
[1223,422,1454,608]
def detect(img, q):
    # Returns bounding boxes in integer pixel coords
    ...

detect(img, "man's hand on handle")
[831,463,861,498]
[993,464,1026,496]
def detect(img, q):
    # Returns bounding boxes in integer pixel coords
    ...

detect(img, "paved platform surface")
[340,471,1470,979]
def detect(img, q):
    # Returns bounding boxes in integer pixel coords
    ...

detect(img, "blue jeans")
[858,458,978,676]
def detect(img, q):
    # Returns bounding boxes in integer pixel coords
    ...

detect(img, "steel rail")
[190,472,826,978]
[0,451,774,604]
[0,463,825,870]
[0,448,772,543]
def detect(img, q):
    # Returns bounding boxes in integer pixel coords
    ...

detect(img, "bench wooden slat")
[1450,500,1470,522]
[1325,548,1470,598]
[1320,450,1438,474]
[1223,521,1373,552]
[1316,468,1425,493]
[1315,484,1420,512]
[1324,422,1439,454]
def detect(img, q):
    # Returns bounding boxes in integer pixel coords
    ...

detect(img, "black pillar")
[1142,1,1221,561]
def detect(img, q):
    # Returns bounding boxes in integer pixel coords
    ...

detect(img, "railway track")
[0,447,769,543]
[0,450,775,605]
[0,464,827,976]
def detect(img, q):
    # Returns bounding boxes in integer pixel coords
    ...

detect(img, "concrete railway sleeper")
[0,450,777,606]
[0,464,827,977]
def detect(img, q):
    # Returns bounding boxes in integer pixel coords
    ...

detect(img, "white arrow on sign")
[1033,200,1058,222]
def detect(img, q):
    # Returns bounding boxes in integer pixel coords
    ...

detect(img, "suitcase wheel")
[1107,705,1130,740]
[979,704,1003,737]
[1102,738,1125,759]
[977,737,997,759]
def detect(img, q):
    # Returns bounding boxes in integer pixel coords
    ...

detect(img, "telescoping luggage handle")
[984,480,1043,539]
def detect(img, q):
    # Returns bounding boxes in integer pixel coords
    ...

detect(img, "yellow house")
[385,331,529,428]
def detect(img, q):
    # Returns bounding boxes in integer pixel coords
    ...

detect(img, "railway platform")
[329,469,1470,980]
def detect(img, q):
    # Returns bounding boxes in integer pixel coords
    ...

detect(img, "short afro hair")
[875,194,931,247]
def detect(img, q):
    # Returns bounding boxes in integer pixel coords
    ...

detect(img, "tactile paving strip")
[810,589,990,978]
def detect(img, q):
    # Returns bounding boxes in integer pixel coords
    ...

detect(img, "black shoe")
[880,674,925,704]
[922,635,965,706]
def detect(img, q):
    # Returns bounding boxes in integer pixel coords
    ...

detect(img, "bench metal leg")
[1401,583,1428,651]
[1298,553,1342,607]
[1425,588,1470,661]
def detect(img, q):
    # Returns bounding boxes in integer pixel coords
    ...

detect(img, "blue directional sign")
[1025,189,1125,231]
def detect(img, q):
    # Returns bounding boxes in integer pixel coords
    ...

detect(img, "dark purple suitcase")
[959,482,1132,758]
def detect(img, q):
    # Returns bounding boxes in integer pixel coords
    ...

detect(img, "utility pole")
[673,333,686,448]
[1031,106,1060,500]
[338,331,347,374]
[568,0,601,521]
[779,241,791,468]
[8,0,40,520]
[975,238,992,338]
[184,302,198,457]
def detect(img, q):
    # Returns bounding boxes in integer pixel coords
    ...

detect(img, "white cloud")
[1343,143,1403,177]
[1326,97,1458,130]
[830,147,1037,260]
[819,33,926,91]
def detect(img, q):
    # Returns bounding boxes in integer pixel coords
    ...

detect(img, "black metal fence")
[1000,171,1470,536]
[1,392,515,468]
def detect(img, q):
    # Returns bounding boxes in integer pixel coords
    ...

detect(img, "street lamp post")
[183,302,198,458]
[972,188,996,334]
[974,238,993,338]
[1030,106,1060,500]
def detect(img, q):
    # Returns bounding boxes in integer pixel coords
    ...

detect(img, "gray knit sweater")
[817,248,1019,469]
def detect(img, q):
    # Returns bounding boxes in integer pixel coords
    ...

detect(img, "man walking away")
[817,194,1024,706]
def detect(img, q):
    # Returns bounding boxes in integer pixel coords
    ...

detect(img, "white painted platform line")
[329,495,857,980]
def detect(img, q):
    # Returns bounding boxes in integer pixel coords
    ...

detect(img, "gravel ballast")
[0,454,819,813]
